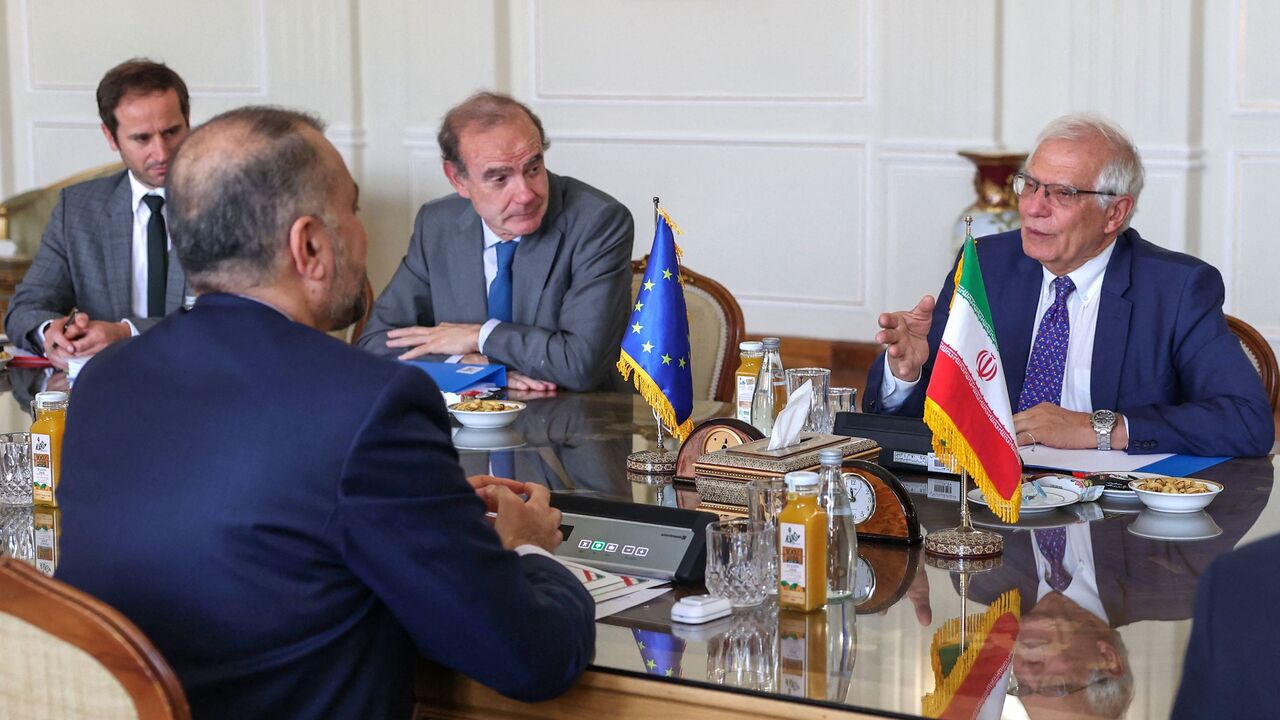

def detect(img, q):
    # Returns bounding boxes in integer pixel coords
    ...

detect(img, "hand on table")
[467,474,527,513]
[507,371,556,393]
[386,322,482,359]
[489,482,563,552]
[43,313,130,369]
[1013,403,1127,450]
[875,295,935,383]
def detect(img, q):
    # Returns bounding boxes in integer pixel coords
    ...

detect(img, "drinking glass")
[0,432,33,506]
[824,387,858,432]
[705,519,771,607]
[748,476,788,594]
[0,505,34,562]
[708,600,778,691]
[784,368,831,433]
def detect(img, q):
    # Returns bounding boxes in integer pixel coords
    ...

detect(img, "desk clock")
[550,494,719,584]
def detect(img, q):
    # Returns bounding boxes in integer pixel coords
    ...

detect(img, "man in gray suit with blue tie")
[357,92,634,392]
[4,59,190,367]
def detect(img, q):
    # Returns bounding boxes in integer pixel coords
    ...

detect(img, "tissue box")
[693,432,879,512]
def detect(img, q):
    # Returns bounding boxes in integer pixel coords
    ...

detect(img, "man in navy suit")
[1172,533,1280,718]
[55,107,595,718]
[865,114,1273,457]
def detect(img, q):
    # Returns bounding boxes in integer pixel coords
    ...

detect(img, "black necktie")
[142,195,167,318]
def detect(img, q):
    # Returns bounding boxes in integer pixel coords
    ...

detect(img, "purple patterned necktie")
[1034,527,1072,592]
[1018,275,1076,412]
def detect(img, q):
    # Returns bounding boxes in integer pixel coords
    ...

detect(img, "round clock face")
[702,428,744,453]
[853,555,876,602]
[845,472,876,524]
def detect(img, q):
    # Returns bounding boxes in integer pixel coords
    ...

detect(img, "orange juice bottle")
[778,470,827,611]
[777,609,828,699]
[30,391,69,507]
[734,341,764,423]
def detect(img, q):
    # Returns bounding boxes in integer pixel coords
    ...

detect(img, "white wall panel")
[1229,153,1280,334]
[28,120,117,186]
[550,134,867,339]
[22,0,266,94]
[1234,0,1280,111]
[533,0,867,102]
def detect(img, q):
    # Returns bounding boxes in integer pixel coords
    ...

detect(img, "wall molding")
[1225,150,1280,343]
[1232,0,1280,114]
[528,0,869,105]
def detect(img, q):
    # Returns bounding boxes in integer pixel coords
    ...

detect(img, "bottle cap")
[739,341,763,352]
[762,337,781,349]
[34,391,69,408]
[784,470,820,490]
[818,449,843,465]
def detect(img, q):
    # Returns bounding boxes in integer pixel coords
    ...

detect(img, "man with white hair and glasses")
[864,113,1273,457]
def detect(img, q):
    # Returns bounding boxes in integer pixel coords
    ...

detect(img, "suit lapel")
[510,174,566,325]
[994,249,1043,404]
[1091,232,1134,411]
[445,211,488,322]
[103,173,134,318]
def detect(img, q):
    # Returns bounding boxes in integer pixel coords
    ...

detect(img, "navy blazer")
[864,229,1274,457]
[56,294,595,719]
[1172,532,1280,719]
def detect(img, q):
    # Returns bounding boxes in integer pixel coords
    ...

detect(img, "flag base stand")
[924,469,1004,558]
[626,408,678,479]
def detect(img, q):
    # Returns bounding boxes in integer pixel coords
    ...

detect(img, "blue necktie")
[1034,527,1072,592]
[487,241,517,323]
[1018,275,1076,412]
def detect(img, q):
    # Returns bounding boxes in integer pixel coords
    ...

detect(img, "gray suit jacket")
[357,172,635,392]
[4,170,187,353]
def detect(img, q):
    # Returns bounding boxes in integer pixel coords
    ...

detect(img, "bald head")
[167,106,332,292]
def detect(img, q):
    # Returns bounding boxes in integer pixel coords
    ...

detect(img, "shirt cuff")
[477,318,502,353]
[878,353,920,412]
[122,319,140,337]
[514,544,556,560]
[445,355,463,364]
[36,319,52,349]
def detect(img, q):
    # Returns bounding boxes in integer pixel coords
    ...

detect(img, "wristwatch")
[1091,409,1117,451]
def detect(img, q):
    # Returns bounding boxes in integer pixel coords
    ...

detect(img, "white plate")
[972,509,1084,530]
[968,483,1081,513]
[1086,471,1151,498]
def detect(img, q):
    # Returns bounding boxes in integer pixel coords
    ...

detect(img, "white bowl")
[1127,509,1223,541]
[448,400,526,429]
[452,426,526,450]
[1127,478,1222,514]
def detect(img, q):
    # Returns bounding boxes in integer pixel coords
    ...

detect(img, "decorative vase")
[953,150,1027,252]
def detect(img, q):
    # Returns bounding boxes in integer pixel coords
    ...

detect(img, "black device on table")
[549,493,718,585]
[832,411,958,476]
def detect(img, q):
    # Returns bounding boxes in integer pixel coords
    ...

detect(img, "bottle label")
[779,521,806,605]
[736,375,757,422]
[31,433,53,504]
[34,516,57,577]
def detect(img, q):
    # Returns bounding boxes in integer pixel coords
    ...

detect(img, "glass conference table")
[2,375,1275,719]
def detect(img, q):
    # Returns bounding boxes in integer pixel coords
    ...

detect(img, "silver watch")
[1091,409,1117,451]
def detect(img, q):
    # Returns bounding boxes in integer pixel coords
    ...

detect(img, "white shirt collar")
[127,170,166,212]
[481,221,521,249]
[1040,239,1116,305]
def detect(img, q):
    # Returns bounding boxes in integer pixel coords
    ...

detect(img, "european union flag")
[633,629,686,678]
[617,210,694,440]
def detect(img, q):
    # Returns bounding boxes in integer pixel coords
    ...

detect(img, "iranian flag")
[924,233,1023,522]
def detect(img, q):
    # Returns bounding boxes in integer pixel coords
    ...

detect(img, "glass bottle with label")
[817,449,857,600]
[735,341,764,424]
[750,337,786,436]
[777,470,827,611]
[29,391,69,507]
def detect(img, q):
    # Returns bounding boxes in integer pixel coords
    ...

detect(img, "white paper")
[594,587,672,620]
[1019,446,1173,473]
[768,380,812,450]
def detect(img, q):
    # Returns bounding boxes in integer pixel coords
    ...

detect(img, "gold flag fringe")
[923,398,1022,523]
[921,588,1021,718]
[617,349,694,441]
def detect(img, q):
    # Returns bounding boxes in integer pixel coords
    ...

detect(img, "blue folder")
[403,361,507,392]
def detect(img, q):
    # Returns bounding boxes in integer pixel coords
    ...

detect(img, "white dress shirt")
[879,242,1118,414]
[1032,523,1110,625]
[128,171,173,320]
[447,222,521,362]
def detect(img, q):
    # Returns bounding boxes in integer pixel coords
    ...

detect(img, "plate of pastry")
[968,482,1081,513]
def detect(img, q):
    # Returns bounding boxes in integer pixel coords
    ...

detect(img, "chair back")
[631,256,744,401]
[0,163,125,257]
[1226,314,1279,413]
[0,558,191,720]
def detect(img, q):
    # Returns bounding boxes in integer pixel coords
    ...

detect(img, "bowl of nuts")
[448,398,526,429]
[1127,476,1223,514]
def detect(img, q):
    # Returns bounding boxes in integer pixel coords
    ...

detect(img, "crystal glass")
[0,505,35,562]
[0,432,33,506]
[748,476,788,594]
[705,519,771,607]
[707,599,778,691]
[784,367,831,432]
[825,387,857,432]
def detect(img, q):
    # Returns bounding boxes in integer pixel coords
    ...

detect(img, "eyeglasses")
[1006,673,1110,698]
[1012,172,1118,208]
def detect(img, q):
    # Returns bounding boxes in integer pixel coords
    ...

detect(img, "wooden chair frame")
[632,256,745,402]
[1226,314,1280,413]
[0,558,191,720]
[0,162,125,245]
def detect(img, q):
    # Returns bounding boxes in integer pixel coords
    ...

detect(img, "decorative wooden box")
[693,432,879,514]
